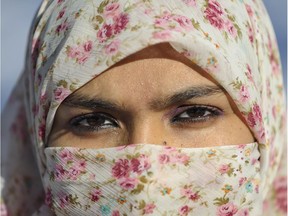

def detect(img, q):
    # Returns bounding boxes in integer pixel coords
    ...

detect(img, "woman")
[1,0,286,215]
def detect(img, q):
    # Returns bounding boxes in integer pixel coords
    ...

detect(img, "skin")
[48,43,254,148]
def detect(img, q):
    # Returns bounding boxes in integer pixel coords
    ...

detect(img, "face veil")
[1,0,286,215]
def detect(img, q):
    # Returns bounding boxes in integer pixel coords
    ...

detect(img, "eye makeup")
[68,104,224,135]
[69,112,119,133]
[169,105,224,125]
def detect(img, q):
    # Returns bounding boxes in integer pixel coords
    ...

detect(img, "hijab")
[1,0,286,215]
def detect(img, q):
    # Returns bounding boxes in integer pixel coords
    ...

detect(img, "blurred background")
[1,0,287,110]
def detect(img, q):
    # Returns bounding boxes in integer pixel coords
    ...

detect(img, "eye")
[171,105,223,124]
[69,113,119,132]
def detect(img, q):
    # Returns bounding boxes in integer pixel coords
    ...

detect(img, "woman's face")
[48,44,254,148]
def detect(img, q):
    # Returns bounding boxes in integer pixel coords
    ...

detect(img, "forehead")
[76,43,221,98]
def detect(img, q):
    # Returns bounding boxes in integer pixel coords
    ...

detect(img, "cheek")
[222,114,255,144]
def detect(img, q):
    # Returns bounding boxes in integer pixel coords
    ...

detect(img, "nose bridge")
[127,117,164,145]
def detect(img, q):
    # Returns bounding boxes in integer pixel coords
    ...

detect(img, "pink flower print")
[119,177,138,190]
[57,8,66,20]
[246,111,256,127]
[55,164,66,180]
[239,177,247,186]
[245,4,253,17]
[113,13,129,34]
[205,10,224,30]
[189,192,200,201]
[38,122,46,140]
[172,153,190,164]
[237,144,246,149]
[77,52,90,64]
[54,87,70,102]
[31,38,41,53]
[45,188,53,208]
[255,184,259,193]
[155,14,171,29]
[179,205,190,215]
[112,159,130,179]
[83,40,93,52]
[236,208,249,216]
[66,41,93,64]
[155,13,193,32]
[273,176,287,213]
[90,188,102,202]
[182,0,196,7]
[204,0,224,30]
[105,39,121,55]
[59,194,69,208]
[252,104,262,123]
[225,20,237,38]
[173,15,193,31]
[245,64,254,83]
[59,149,73,164]
[181,188,193,197]
[239,85,250,102]
[163,146,177,152]
[153,30,172,40]
[55,20,69,34]
[40,92,48,105]
[207,0,223,14]
[97,23,113,43]
[181,188,200,201]
[158,154,170,164]
[67,166,82,180]
[143,203,156,214]
[112,210,120,216]
[75,159,86,171]
[256,126,265,140]
[247,26,254,43]
[218,164,230,174]
[131,154,151,174]
[217,202,238,216]
[103,3,121,18]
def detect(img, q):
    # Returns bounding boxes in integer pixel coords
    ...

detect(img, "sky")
[1,0,287,110]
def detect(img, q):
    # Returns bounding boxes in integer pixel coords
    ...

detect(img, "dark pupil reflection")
[186,107,207,118]
[87,116,106,126]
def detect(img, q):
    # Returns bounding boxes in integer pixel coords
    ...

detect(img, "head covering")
[1,0,286,215]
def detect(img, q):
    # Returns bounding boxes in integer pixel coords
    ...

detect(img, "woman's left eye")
[171,105,223,124]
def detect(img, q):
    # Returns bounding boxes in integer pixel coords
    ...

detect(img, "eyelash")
[69,105,223,133]
[69,113,119,133]
[170,105,223,124]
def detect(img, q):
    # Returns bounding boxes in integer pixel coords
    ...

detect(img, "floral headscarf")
[1,0,286,215]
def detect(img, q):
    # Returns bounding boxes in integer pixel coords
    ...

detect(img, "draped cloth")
[1,0,286,215]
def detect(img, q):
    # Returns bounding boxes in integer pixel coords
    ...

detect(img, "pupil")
[87,116,105,126]
[186,108,206,117]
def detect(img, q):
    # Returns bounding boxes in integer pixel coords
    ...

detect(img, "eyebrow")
[149,85,224,110]
[63,85,224,112]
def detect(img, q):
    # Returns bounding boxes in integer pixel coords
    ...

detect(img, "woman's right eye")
[69,113,119,133]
